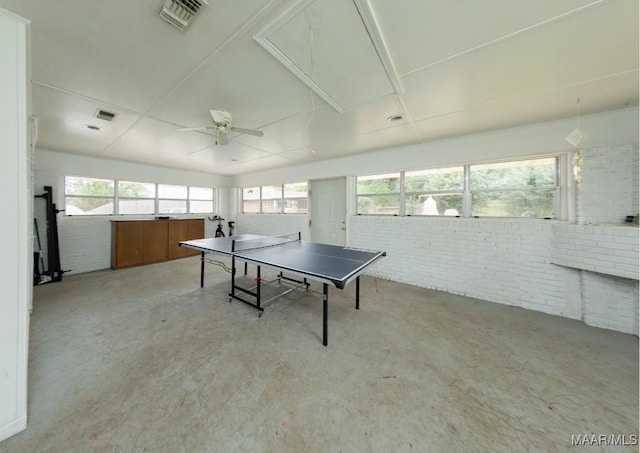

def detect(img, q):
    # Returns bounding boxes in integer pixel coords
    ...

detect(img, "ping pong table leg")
[355,276,360,310]
[256,265,261,311]
[323,283,328,346]
[200,252,205,288]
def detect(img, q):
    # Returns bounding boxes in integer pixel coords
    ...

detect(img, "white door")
[310,178,346,246]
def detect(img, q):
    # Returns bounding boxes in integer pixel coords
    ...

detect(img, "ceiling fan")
[178,110,264,145]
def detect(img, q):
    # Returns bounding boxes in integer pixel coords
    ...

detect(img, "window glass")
[357,173,400,194]
[472,190,556,218]
[189,200,214,214]
[406,194,463,216]
[65,197,114,215]
[158,184,187,199]
[357,195,400,215]
[470,158,557,217]
[260,185,283,214]
[405,167,463,192]
[470,158,556,190]
[117,181,156,215]
[65,176,114,196]
[189,186,214,214]
[64,176,114,215]
[158,200,187,214]
[357,173,400,215]
[284,182,308,214]
[189,186,213,200]
[118,181,155,198]
[242,187,260,213]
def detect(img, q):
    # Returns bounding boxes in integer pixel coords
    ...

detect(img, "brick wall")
[349,216,583,320]
[551,224,639,280]
[577,144,639,224]
[582,272,639,335]
[236,214,308,240]
[53,217,218,275]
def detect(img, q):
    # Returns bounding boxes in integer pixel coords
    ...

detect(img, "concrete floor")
[0,256,638,452]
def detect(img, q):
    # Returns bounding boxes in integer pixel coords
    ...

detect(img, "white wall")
[578,144,639,224]
[235,214,309,240]
[34,150,231,275]
[349,216,583,319]
[0,8,30,442]
[233,108,639,187]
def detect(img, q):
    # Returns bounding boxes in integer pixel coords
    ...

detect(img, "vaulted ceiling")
[1,0,638,175]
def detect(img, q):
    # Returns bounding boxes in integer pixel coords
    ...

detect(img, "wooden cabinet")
[112,221,144,268]
[111,219,204,269]
[168,219,204,259]
[143,221,169,264]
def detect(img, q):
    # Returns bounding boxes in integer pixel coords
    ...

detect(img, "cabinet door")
[143,221,168,264]
[112,222,144,269]
[167,220,189,259]
[186,218,204,240]
[184,219,204,257]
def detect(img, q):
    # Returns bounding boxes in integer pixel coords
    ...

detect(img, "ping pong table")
[179,233,386,346]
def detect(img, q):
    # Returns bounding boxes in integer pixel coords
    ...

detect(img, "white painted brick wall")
[235,214,308,240]
[349,216,583,320]
[58,217,111,274]
[56,217,216,276]
[577,144,639,224]
[550,224,639,280]
[582,272,639,335]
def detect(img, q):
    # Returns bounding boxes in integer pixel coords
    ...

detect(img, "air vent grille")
[159,0,208,31]
[95,109,117,122]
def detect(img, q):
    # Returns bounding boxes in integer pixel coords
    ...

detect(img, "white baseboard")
[0,415,27,443]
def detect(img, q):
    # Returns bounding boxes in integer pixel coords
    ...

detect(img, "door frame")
[309,177,347,246]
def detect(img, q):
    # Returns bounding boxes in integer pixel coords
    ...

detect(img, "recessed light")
[85,124,102,131]
[387,114,405,122]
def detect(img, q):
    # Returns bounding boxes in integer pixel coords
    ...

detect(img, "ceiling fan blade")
[217,129,229,145]
[177,126,210,132]
[230,126,264,137]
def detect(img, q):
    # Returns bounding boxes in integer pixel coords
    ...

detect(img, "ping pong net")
[230,232,301,254]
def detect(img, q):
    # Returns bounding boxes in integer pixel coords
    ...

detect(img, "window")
[284,182,308,214]
[470,158,557,217]
[261,185,283,214]
[242,183,308,214]
[65,176,115,215]
[242,187,260,213]
[356,157,560,218]
[158,184,187,214]
[356,173,400,215]
[189,186,214,214]
[117,181,155,215]
[404,167,463,216]
[64,176,215,216]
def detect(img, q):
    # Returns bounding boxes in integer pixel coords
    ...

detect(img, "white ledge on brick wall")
[550,224,639,280]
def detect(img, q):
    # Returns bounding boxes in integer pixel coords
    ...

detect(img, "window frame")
[63,176,216,217]
[241,182,308,214]
[64,176,116,216]
[355,155,564,219]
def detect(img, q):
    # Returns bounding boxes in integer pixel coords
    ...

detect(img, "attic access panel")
[254,0,401,113]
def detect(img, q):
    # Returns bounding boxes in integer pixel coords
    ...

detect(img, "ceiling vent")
[94,109,117,122]
[158,0,208,31]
